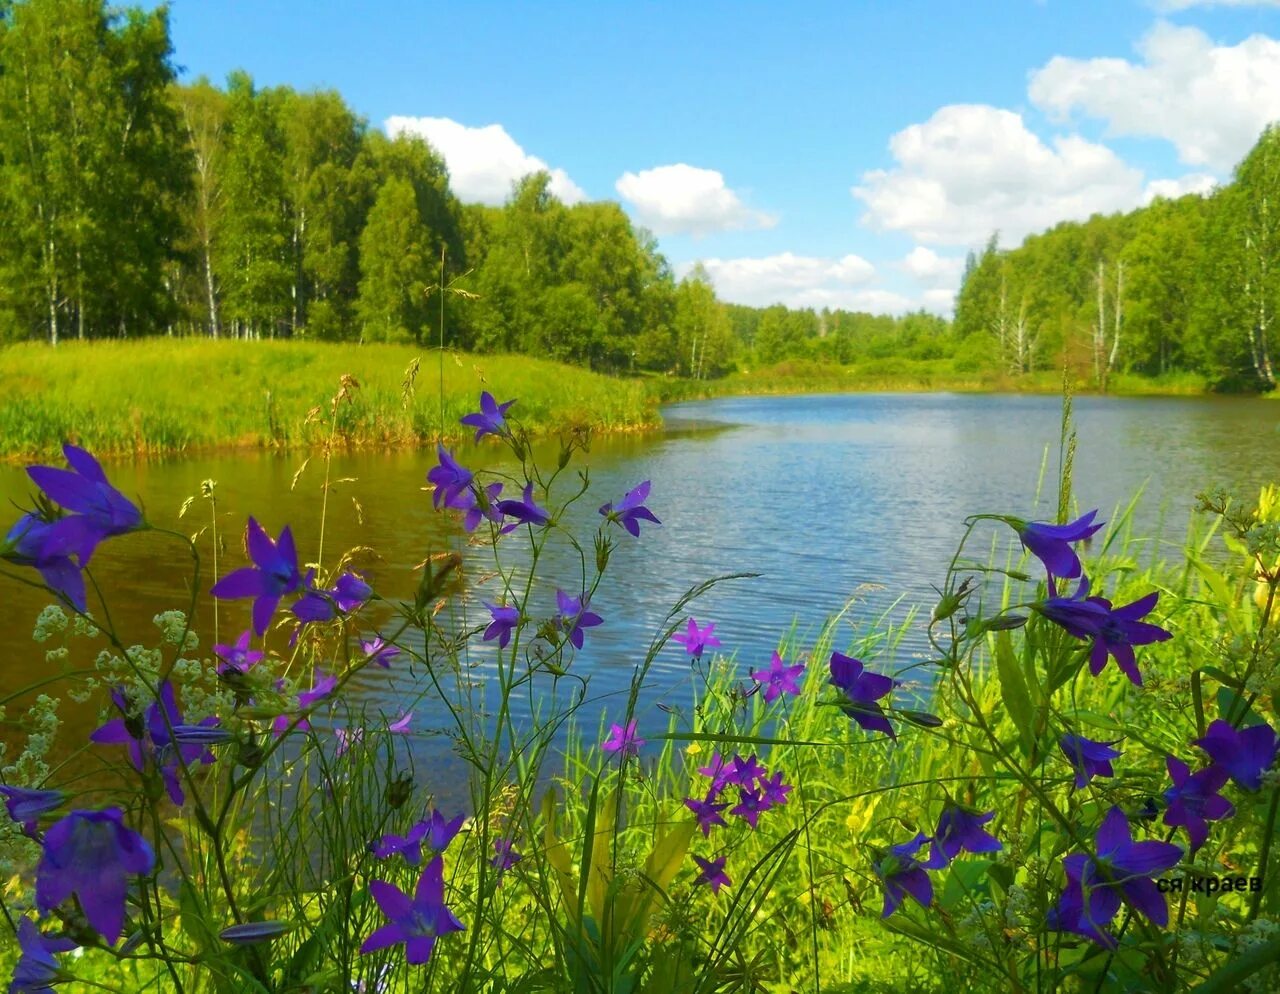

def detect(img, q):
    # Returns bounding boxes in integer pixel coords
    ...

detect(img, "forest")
[0,0,1277,391]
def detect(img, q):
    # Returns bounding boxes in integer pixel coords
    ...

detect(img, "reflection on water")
[3,392,1278,803]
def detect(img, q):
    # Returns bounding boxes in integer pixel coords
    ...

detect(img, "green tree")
[355,176,432,342]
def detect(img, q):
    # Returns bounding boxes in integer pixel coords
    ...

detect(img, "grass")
[0,339,661,461]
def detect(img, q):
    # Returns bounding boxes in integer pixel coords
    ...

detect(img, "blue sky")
[159,0,1280,314]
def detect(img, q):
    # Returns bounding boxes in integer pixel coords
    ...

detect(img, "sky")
[155,0,1280,315]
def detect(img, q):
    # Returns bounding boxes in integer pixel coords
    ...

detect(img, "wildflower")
[555,589,603,649]
[491,838,523,875]
[697,753,735,793]
[671,618,721,658]
[1012,510,1104,581]
[1059,733,1122,789]
[210,517,303,636]
[218,921,293,946]
[931,804,1002,865]
[828,651,898,738]
[598,480,660,538]
[461,391,515,441]
[1034,577,1171,687]
[36,808,155,945]
[1,513,87,612]
[683,792,729,837]
[729,754,767,788]
[0,786,64,836]
[1193,719,1280,792]
[360,857,465,965]
[749,650,805,702]
[602,720,645,757]
[1048,806,1182,947]
[372,811,465,866]
[361,637,400,669]
[446,481,504,532]
[11,917,76,993]
[292,570,372,624]
[213,630,263,676]
[26,444,143,564]
[271,673,337,738]
[482,603,520,649]
[1163,757,1233,852]
[874,834,944,918]
[730,788,767,829]
[388,712,413,734]
[691,854,731,895]
[497,483,551,528]
[759,771,793,808]
[427,446,472,508]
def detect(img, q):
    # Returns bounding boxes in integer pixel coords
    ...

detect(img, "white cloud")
[686,252,877,308]
[1151,0,1280,10]
[614,164,776,236]
[921,288,958,315]
[384,116,586,205]
[852,104,1145,246]
[1143,172,1219,201]
[1029,22,1280,172]
[901,246,965,287]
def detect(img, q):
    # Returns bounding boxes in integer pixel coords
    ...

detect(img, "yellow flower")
[685,742,702,758]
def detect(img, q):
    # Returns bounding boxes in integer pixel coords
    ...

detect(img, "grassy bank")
[0,339,660,460]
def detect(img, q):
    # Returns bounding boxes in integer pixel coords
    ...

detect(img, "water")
[4,392,1279,801]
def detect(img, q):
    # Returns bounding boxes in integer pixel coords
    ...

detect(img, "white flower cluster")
[31,604,68,642]
[154,610,199,651]
[1,694,60,786]
[1234,917,1280,994]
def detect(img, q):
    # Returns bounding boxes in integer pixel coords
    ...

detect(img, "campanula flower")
[759,771,792,808]
[11,916,76,993]
[1048,806,1182,947]
[1034,577,1170,686]
[1059,733,1122,789]
[1163,757,1233,852]
[361,637,400,668]
[1,514,87,612]
[372,811,465,866]
[270,673,337,738]
[360,857,465,965]
[497,483,551,528]
[931,804,1002,865]
[598,480,660,538]
[482,603,520,649]
[460,391,515,441]
[446,481,504,531]
[829,652,898,738]
[730,754,767,788]
[1013,509,1104,581]
[0,786,64,836]
[601,720,644,757]
[684,792,729,837]
[427,445,473,509]
[491,838,523,876]
[210,518,303,636]
[26,444,143,565]
[36,808,155,945]
[875,834,945,918]
[555,589,603,649]
[1193,719,1280,791]
[730,788,767,829]
[671,618,721,658]
[213,630,263,676]
[292,570,372,623]
[749,651,805,702]
[691,854,731,894]
[697,752,734,793]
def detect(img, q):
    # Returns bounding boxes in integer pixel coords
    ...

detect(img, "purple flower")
[210,518,304,636]
[829,652,898,739]
[875,834,944,918]
[482,602,520,649]
[26,444,143,565]
[684,792,729,837]
[671,618,721,658]
[931,805,1002,865]
[729,754,767,788]
[1,513,88,612]
[360,857,465,965]
[1035,578,1171,687]
[602,720,645,757]
[292,570,372,624]
[730,788,767,829]
[427,445,473,509]
[271,673,337,738]
[213,630,263,677]
[1193,719,1280,792]
[361,637,400,669]
[555,589,603,650]
[1048,806,1183,947]
[446,481,504,532]
[759,771,792,808]
[11,916,76,993]
[749,651,805,703]
[1163,757,1233,852]
[0,786,64,836]
[598,480,661,538]
[497,483,551,528]
[691,854,731,895]
[491,838,523,875]
[36,808,155,945]
[1014,510,1104,581]
[372,810,465,866]
[697,753,734,793]
[460,391,515,442]
[1059,733,1123,789]
[218,921,293,946]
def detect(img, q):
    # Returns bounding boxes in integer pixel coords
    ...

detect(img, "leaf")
[1191,557,1233,607]
[995,630,1036,756]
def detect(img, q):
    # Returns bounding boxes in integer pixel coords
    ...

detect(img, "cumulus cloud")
[1029,22,1280,172]
[901,246,965,287]
[384,116,586,205]
[686,252,877,308]
[1143,172,1219,201]
[614,164,776,236]
[921,288,958,315]
[852,104,1145,246]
